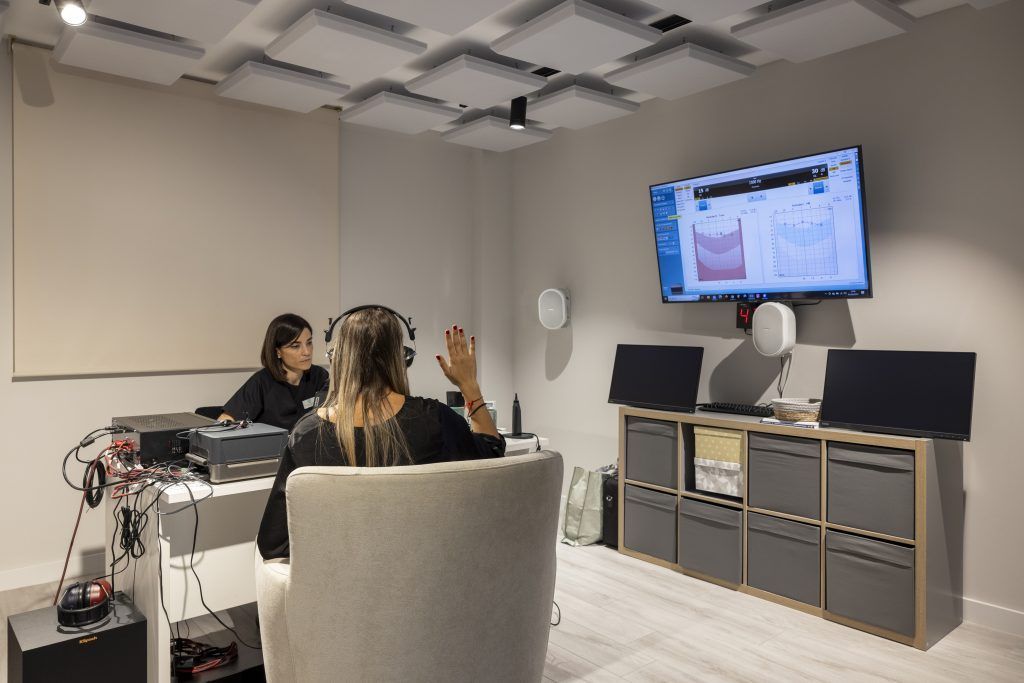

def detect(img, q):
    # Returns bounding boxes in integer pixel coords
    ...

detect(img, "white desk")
[108,435,549,682]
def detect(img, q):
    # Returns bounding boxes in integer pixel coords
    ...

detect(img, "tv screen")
[608,344,704,413]
[650,146,871,302]
[819,350,977,441]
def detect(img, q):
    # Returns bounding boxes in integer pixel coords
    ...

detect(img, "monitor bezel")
[649,144,873,304]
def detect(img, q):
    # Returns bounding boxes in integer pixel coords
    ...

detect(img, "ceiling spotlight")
[509,96,527,130]
[39,0,88,27]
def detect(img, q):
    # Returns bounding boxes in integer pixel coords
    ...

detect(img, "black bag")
[602,473,619,549]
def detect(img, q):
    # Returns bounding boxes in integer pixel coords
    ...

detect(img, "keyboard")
[698,402,774,418]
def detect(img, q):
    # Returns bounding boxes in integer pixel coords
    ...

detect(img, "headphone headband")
[324,305,417,367]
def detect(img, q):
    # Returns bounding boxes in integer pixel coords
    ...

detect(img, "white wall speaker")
[752,302,796,357]
[538,288,570,330]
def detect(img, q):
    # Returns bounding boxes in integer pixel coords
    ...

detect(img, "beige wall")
[0,51,514,589]
[337,125,515,422]
[507,3,1024,631]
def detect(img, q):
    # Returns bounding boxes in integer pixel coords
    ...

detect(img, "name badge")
[302,396,319,409]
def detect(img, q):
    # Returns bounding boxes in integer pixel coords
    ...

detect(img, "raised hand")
[436,324,478,393]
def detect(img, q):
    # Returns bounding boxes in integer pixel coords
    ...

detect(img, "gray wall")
[508,3,1024,630]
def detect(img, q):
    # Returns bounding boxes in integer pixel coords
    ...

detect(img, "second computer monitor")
[608,344,704,413]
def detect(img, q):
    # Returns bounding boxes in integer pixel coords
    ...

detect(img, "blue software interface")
[650,147,870,302]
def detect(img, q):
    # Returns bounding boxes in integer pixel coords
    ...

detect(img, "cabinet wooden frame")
[616,406,962,650]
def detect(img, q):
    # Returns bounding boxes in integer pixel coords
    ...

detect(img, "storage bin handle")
[826,532,913,568]
[828,446,913,472]
[625,487,677,512]
[679,502,740,527]
[748,515,819,545]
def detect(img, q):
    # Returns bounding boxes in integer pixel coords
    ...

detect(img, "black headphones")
[324,305,417,367]
[57,579,112,627]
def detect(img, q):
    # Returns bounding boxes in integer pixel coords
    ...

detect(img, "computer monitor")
[819,350,977,441]
[608,344,704,413]
[650,145,871,303]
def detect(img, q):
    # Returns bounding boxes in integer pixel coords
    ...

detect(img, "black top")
[256,397,506,560]
[223,366,329,432]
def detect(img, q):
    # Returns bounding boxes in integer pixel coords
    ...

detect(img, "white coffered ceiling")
[0,0,996,150]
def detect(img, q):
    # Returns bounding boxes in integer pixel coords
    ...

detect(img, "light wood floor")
[4,545,1022,682]
[546,542,1024,682]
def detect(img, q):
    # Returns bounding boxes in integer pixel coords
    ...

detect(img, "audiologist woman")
[219,314,329,431]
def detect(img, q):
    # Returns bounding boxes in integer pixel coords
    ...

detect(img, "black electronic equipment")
[602,473,618,549]
[649,145,871,303]
[699,402,774,418]
[112,412,215,465]
[8,593,145,683]
[608,344,704,413]
[819,349,977,441]
[324,304,417,367]
[186,422,288,483]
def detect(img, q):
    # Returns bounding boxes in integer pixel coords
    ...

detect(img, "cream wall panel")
[12,45,339,376]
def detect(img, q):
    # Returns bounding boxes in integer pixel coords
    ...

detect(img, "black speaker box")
[7,593,145,683]
[602,473,619,549]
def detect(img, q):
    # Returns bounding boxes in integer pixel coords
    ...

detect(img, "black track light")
[509,96,527,130]
[39,0,88,27]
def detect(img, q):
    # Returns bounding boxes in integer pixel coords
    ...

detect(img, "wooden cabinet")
[617,406,964,650]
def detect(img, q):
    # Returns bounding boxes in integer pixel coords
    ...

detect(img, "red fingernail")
[471,336,475,341]
[445,330,450,335]
[435,355,441,360]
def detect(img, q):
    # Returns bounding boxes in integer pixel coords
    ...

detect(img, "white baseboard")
[0,552,107,593]
[964,597,1024,637]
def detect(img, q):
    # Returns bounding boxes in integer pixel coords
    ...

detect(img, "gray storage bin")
[747,512,820,606]
[826,531,916,636]
[625,417,678,489]
[748,432,821,519]
[828,443,915,539]
[623,485,677,562]
[678,498,742,584]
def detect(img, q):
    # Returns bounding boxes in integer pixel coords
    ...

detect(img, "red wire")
[53,486,89,605]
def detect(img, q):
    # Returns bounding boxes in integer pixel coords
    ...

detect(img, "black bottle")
[512,393,522,435]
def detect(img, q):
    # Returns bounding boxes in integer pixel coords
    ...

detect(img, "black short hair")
[261,313,313,382]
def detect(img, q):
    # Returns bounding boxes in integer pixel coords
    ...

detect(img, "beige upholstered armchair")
[254,450,563,683]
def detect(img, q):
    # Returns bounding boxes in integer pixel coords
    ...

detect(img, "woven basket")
[771,398,822,422]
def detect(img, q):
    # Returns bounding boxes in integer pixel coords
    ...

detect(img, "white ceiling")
[1,0,991,150]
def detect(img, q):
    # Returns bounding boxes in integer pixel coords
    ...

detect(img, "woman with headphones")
[219,314,329,432]
[256,306,504,560]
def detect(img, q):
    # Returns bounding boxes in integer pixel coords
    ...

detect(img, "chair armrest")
[255,554,295,682]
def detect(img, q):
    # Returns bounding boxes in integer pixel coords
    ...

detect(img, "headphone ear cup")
[404,346,415,368]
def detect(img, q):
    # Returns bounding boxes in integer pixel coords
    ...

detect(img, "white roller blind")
[12,45,339,377]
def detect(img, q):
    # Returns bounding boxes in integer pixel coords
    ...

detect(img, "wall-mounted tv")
[650,146,871,303]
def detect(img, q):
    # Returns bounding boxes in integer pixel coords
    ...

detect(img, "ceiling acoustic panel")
[528,85,639,129]
[87,0,258,44]
[215,62,350,113]
[266,10,427,84]
[645,1,766,24]
[605,43,754,100]
[344,0,518,35]
[491,0,660,75]
[53,24,205,86]
[731,0,914,63]
[406,55,547,109]
[441,116,551,152]
[340,92,462,134]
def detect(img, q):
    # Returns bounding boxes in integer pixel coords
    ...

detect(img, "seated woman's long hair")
[324,308,411,467]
